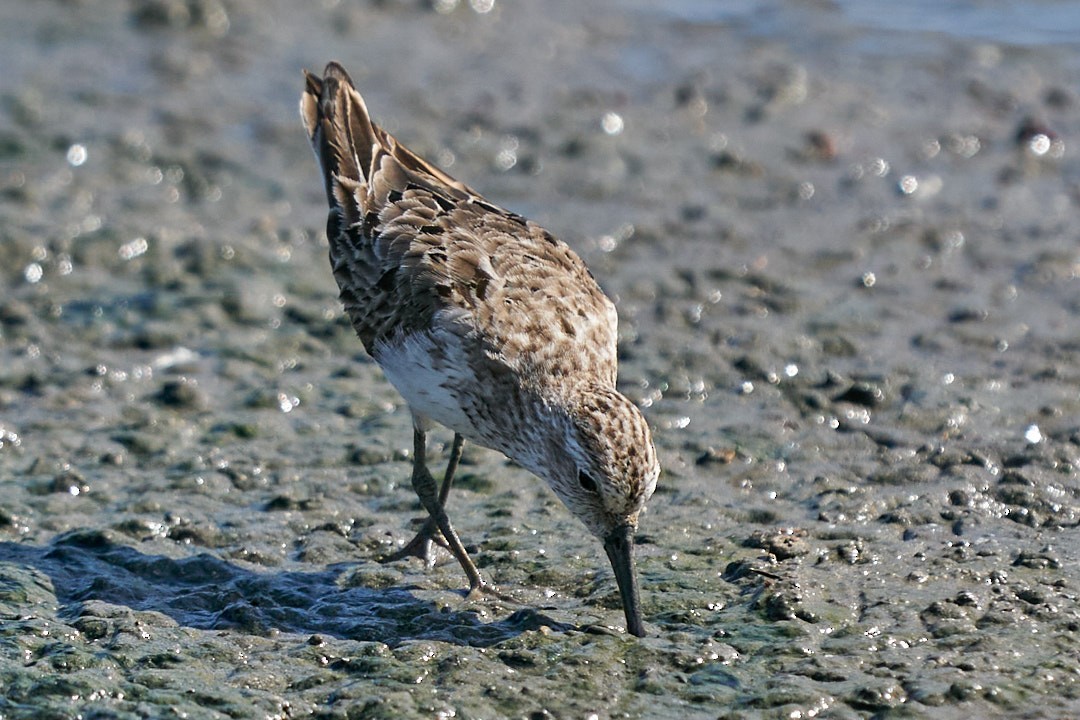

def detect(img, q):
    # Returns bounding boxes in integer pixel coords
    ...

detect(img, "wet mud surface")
[2,1,1080,717]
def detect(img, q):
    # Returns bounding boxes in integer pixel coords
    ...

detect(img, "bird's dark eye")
[578,471,598,493]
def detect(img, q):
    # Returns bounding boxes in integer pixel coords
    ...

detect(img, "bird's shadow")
[0,529,569,647]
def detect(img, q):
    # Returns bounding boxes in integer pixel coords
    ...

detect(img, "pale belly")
[373,327,550,480]
[373,328,482,437]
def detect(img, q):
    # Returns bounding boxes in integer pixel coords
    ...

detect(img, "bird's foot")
[465,579,515,603]
[380,519,448,568]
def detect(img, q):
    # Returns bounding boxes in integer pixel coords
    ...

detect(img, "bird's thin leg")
[439,432,465,507]
[406,427,490,595]
[380,432,464,565]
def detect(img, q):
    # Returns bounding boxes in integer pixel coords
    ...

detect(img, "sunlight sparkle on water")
[66,144,87,166]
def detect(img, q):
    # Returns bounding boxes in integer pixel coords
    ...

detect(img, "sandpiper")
[300,63,659,636]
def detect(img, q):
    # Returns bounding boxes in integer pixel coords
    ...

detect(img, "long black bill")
[603,524,646,637]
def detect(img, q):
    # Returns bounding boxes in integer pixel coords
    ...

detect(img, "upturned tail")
[300,62,474,225]
[300,62,380,227]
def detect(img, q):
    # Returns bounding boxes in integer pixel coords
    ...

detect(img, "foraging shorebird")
[300,63,659,636]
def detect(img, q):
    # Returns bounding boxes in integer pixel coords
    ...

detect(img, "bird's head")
[538,384,659,636]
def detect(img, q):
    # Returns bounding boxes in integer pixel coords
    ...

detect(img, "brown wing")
[300,63,617,386]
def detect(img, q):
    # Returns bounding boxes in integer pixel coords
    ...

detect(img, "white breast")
[374,328,479,435]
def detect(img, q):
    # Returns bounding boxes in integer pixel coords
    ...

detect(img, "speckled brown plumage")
[301,62,659,636]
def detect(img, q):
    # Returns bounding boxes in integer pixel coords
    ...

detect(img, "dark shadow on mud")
[0,529,569,647]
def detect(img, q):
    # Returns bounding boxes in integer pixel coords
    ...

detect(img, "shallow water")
[2,0,1080,718]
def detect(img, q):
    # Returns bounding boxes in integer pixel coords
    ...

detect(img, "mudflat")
[1,2,1078,717]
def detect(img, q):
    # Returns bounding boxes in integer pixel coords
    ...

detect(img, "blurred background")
[2,1,1080,718]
